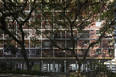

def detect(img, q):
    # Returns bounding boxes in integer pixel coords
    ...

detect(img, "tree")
[0,0,37,70]
[32,0,116,76]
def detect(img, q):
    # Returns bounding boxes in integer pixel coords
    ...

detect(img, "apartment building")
[0,0,115,72]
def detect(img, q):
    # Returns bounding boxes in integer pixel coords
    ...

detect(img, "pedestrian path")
[0,72,76,77]
[0,74,49,77]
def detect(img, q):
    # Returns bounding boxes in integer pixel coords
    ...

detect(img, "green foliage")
[0,63,7,70]
[107,72,116,77]
[87,61,110,72]
[4,43,18,55]
[33,64,40,71]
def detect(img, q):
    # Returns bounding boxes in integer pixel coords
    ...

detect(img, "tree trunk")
[21,46,31,71]
[23,54,31,71]
[78,62,82,77]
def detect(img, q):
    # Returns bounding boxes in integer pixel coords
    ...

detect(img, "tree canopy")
[0,0,37,70]
[32,0,116,76]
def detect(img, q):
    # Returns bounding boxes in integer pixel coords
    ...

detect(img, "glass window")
[108,40,114,45]
[108,49,114,55]
[96,49,101,55]
[96,21,102,26]
[44,42,50,46]
[45,23,50,27]
[84,40,89,45]
[96,30,100,35]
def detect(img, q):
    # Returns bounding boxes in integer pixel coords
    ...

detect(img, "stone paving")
[0,72,78,77]
[0,74,49,77]
[0,73,66,77]
[0,72,109,77]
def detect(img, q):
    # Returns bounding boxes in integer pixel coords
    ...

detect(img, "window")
[96,30,100,36]
[36,49,41,55]
[4,51,11,55]
[80,33,89,38]
[30,30,36,37]
[108,40,114,45]
[44,42,50,46]
[108,49,114,55]
[45,5,49,9]
[24,30,29,38]
[59,26,62,29]
[26,49,29,55]
[45,23,50,27]
[35,43,41,48]
[57,51,62,55]
[78,49,83,55]
[96,21,102,27]
[0,32,3,38]
[84,40,89,45]
[96,49,101,55]
[30,49,35,55]
[67,33,71,37]
[57,32,62,37]
[79,30,89,38]
[57,42,63,46]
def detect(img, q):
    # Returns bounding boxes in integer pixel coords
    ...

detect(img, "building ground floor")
[0,57,114,73]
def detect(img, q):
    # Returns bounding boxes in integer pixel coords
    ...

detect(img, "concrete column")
[21,63,22,70]
[115,59,116,73]
[64,60,66,72]
[21,62,24,70]
[83,64,85,72]
[53,61,55,72]
[60,61,64,72]
[58,62,60,72]
[110,60,112,71]
[47,63,49,72]
[83,64,84,72]
[87,61,89,72]
[49,62,51,72]
[76,61,77,72]
[84,63,86,72]
[76,61,78,72]
[22,62,24,70]
[85,63,87,72]
[24,63,26,70]
[40,61,43,72]
[66,61,70,72]
[18,63,21,69]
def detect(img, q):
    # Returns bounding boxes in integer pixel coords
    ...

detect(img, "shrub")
[87,61,110,72]
[107,72,116,77]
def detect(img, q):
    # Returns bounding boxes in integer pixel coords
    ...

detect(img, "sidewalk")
[0,72,78,77]
[0,73,67,77]
[0,74,49,77]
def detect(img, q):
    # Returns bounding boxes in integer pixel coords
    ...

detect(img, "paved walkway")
[0,74,49,77]
[0,73,66,77]
[0,72,78,77]
[0,72,109,77]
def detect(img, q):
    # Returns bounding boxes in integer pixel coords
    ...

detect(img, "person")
[55,68,56,72]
